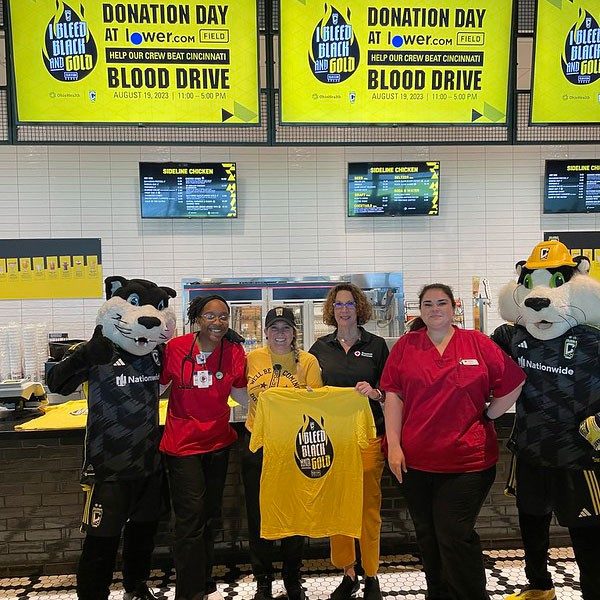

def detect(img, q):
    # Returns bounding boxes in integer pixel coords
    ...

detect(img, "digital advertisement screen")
[544,159,600,214]
[348,162,440,217]
[280,0,514,124]
[531,0,600,124]
[140,162,237,219]
[7,0,259,124]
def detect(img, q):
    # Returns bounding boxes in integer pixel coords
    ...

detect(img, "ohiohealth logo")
[517,357,574,376]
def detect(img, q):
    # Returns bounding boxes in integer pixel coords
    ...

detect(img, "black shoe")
[330,575,360,600]
[285,581,306,600]
[254,576,274,600]
[123,582,158,600]
[363,577,381,600]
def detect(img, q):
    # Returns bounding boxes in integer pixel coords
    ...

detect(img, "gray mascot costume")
[47,276,176,600]
[491,241,600,600]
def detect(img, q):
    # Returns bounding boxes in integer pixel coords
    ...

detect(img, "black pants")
[166,447,231,600]
[77,520,158,600]
[400,466,496,600]
[241,430,304,583]
[518,512,600,598]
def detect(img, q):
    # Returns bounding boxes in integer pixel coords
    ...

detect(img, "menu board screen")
[140,162,237,218]
[544,160,600,214]
[348,162,440,217]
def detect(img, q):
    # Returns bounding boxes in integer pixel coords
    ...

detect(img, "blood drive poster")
[7,0,259,124]
[279,0,514,124]
[531,0,600,124]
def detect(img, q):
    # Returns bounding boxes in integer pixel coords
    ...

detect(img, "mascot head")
[498,240,600,340]
[97,276,177,356]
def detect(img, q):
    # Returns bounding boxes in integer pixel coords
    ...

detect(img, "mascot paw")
[83,325,114,366]
[579,415,600,452]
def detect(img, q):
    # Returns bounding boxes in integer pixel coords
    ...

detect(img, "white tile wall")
[1,143,599,338]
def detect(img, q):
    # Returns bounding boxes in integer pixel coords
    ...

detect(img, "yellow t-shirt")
[245,346,323,431]
[250,386,376,539]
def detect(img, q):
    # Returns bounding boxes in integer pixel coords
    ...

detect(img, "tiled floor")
[0,548,582,599]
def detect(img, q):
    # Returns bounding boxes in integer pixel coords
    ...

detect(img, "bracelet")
[371,388,384,401]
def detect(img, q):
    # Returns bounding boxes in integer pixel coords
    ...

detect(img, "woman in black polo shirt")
[309,283,389,600]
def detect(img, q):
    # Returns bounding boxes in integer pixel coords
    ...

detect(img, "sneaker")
[363,577,381,600]
[330,575,360,600]
[254,577,274,600]
[123,583,158,600]
[505,586,557,600]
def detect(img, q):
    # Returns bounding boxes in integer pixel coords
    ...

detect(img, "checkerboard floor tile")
[0,548,582,599]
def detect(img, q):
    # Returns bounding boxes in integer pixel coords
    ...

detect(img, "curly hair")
[322,283,373,327]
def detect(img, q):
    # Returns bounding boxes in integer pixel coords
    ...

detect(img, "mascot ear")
[515,260,526,278]
[105,276,129,299]
[161,286,177,299]
[573,255,591,275]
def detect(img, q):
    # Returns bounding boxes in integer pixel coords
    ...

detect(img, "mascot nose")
[137,316,161,329]
[524,297,551,312]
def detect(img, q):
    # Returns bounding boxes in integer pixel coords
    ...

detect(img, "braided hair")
[187,294,245,344]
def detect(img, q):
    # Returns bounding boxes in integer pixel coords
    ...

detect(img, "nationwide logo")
[294,415,334,478]
[115,374,160,387]
[517,357,574,376]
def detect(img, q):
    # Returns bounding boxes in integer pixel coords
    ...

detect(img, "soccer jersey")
[250,386,375,539]
[48,343,163,482]
[492,324,600,469]
[245,346,323,432]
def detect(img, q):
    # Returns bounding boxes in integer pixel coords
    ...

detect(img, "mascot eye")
[550,272,565,288]
[157,300,166,310]
[523,274,533,289]
[127,293,140,306]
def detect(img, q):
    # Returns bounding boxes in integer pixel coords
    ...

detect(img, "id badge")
[193,370,212,388]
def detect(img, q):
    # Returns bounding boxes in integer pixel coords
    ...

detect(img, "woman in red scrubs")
[381,283,525,600]
[160,295,248,600]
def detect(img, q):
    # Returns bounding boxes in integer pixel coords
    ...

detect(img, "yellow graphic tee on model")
[250,386,376,539]
[245,346,323,431]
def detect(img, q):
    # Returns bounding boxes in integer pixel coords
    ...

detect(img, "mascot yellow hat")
[524,240,576,269]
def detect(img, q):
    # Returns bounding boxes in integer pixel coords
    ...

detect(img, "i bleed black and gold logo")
[294,415,334,478]
[43,1,98,82]
[561,9,600,85]
[308,4,359,84]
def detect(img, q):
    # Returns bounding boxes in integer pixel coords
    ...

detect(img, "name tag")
[460,359,479,366]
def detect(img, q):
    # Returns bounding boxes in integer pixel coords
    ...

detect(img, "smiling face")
[420,287,455,333]
[266,320,295,354]
[196,299,230,347]
[333,289,358,329]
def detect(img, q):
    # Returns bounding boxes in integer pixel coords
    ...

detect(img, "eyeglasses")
[201,313,230,322]
[333,301,356,309]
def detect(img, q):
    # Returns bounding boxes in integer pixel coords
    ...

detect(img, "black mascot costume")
[491,240,600,600]
[47,276,177,600]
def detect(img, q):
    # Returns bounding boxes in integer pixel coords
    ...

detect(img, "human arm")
[485,382,524,420]
[384,391,407,482]
[355,381,385,401]
[46,325,113,395]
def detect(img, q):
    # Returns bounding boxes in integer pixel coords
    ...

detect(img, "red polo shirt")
[380,327,525,473]
[160,334,247,456]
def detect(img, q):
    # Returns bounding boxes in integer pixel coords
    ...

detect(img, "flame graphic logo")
[43,1,98,82]
[294,414,334,479]
[561,9,600,85]
[308,4,359,84]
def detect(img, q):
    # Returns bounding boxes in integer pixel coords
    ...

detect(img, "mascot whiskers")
[47,276,176,600]
[492,241,600,600]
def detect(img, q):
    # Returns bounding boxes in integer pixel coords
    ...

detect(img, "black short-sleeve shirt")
[309,327,390,435]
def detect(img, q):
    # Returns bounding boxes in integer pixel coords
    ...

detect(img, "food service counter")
[0,413,571,577]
